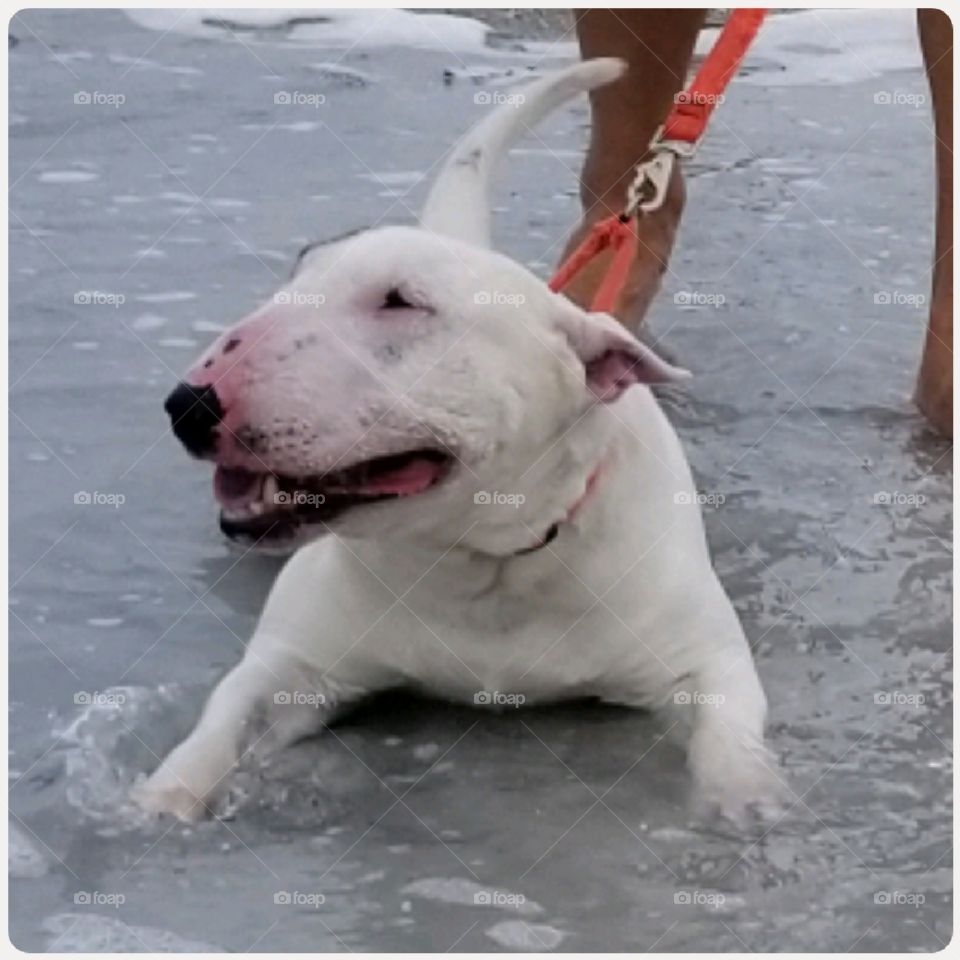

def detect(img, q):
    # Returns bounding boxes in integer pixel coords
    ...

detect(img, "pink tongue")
[347,457,444,496]
[214,465,261,506]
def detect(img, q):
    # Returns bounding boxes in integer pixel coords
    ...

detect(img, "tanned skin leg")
[566,10,950,435]
[915,9,953,437]
[562,9,707,327]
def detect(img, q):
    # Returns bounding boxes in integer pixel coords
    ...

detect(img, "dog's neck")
[340,392,677,601]
[430,401,621,561]
[508,453,612,556]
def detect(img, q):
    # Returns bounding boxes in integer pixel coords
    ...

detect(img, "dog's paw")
[688,731,787,830]
[131,768,213,823]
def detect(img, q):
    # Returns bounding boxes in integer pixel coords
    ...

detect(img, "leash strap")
[625,7,768,217]
[549,9,767,313]
[661,8,768,145]
[547,215,638,314]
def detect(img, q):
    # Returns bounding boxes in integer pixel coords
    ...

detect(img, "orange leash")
[547,215,638,314]
[549,9,767,314]
[661,8,768,145]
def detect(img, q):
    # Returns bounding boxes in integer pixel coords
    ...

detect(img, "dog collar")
[513,522,561,556]
[513,456,609,556]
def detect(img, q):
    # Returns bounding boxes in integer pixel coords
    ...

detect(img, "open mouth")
[214,447,452,543]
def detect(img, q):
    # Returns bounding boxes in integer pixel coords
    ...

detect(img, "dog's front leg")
[604,612,783,825]
[680,648,785,825]
[133,643,348,821]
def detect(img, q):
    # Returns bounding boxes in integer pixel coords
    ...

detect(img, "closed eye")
[381,287,416,310]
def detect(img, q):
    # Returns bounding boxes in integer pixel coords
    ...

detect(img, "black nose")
[164,382,223,457]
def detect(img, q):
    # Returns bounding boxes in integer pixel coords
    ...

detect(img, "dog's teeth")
[249,499,264,516]
[263,475,279,506]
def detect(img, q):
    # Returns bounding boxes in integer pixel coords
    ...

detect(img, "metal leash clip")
[622,131,698,218]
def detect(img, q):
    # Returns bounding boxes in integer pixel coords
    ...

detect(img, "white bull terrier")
[134,58,782,824]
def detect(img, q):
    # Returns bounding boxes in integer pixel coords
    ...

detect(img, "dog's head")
[165,59,688,551]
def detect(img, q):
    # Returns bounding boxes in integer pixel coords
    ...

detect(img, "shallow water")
[9,9,951,952]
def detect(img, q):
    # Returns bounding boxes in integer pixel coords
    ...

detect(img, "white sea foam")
[124,8,490,53]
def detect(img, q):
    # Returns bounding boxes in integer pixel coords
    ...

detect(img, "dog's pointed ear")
[554,299,690,403]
